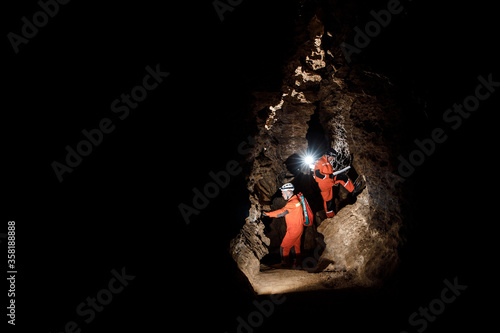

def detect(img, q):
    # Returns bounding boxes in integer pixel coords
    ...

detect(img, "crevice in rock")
[306,102,329,157]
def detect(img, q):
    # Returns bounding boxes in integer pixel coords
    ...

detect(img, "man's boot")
[293,253,302,270]
[352,175,366,196]
[281,256,292,268]
[280,247,292,268]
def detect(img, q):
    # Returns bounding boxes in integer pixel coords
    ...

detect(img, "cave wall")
[316,59,405,285]
[230,2,405,289]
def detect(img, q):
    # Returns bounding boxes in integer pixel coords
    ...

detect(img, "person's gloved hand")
[262,211,269,217]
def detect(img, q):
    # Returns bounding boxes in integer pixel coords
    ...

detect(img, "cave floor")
[251,264,354,295]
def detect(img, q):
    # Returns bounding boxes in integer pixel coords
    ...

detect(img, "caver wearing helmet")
[279,183,295,200]
[262,183,303,267]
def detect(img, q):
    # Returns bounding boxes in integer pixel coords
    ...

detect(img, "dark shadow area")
[257,285,407,333]
[306,103,330,156]
[261,195,287,266]
[284,153,306,176]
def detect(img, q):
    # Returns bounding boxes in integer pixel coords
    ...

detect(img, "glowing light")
[303,154,316,170]
[299,148,324,172]
[304,155,314,165]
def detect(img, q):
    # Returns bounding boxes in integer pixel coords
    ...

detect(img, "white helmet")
[279,183,295,191]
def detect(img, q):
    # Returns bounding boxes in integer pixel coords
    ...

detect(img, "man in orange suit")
[314,148,356,218]
[263,183,304,267]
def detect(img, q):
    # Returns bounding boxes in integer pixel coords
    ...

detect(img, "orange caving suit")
[266,195,304,262]
[314,155,354,218]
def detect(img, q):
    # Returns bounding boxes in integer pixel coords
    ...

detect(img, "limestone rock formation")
[229,4,405,294]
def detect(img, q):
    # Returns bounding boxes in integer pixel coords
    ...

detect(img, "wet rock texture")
[230,3,405,293]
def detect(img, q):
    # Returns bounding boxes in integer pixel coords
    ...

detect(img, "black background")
[3,0,499,332]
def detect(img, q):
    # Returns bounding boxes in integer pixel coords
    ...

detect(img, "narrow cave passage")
[251,109,368,294]
[259,105,363,276]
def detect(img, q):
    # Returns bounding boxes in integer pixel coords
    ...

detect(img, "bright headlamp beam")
[303,155,315,170]
[304,156,314,165]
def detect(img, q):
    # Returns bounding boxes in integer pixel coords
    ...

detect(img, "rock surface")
[229,3,405,294]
